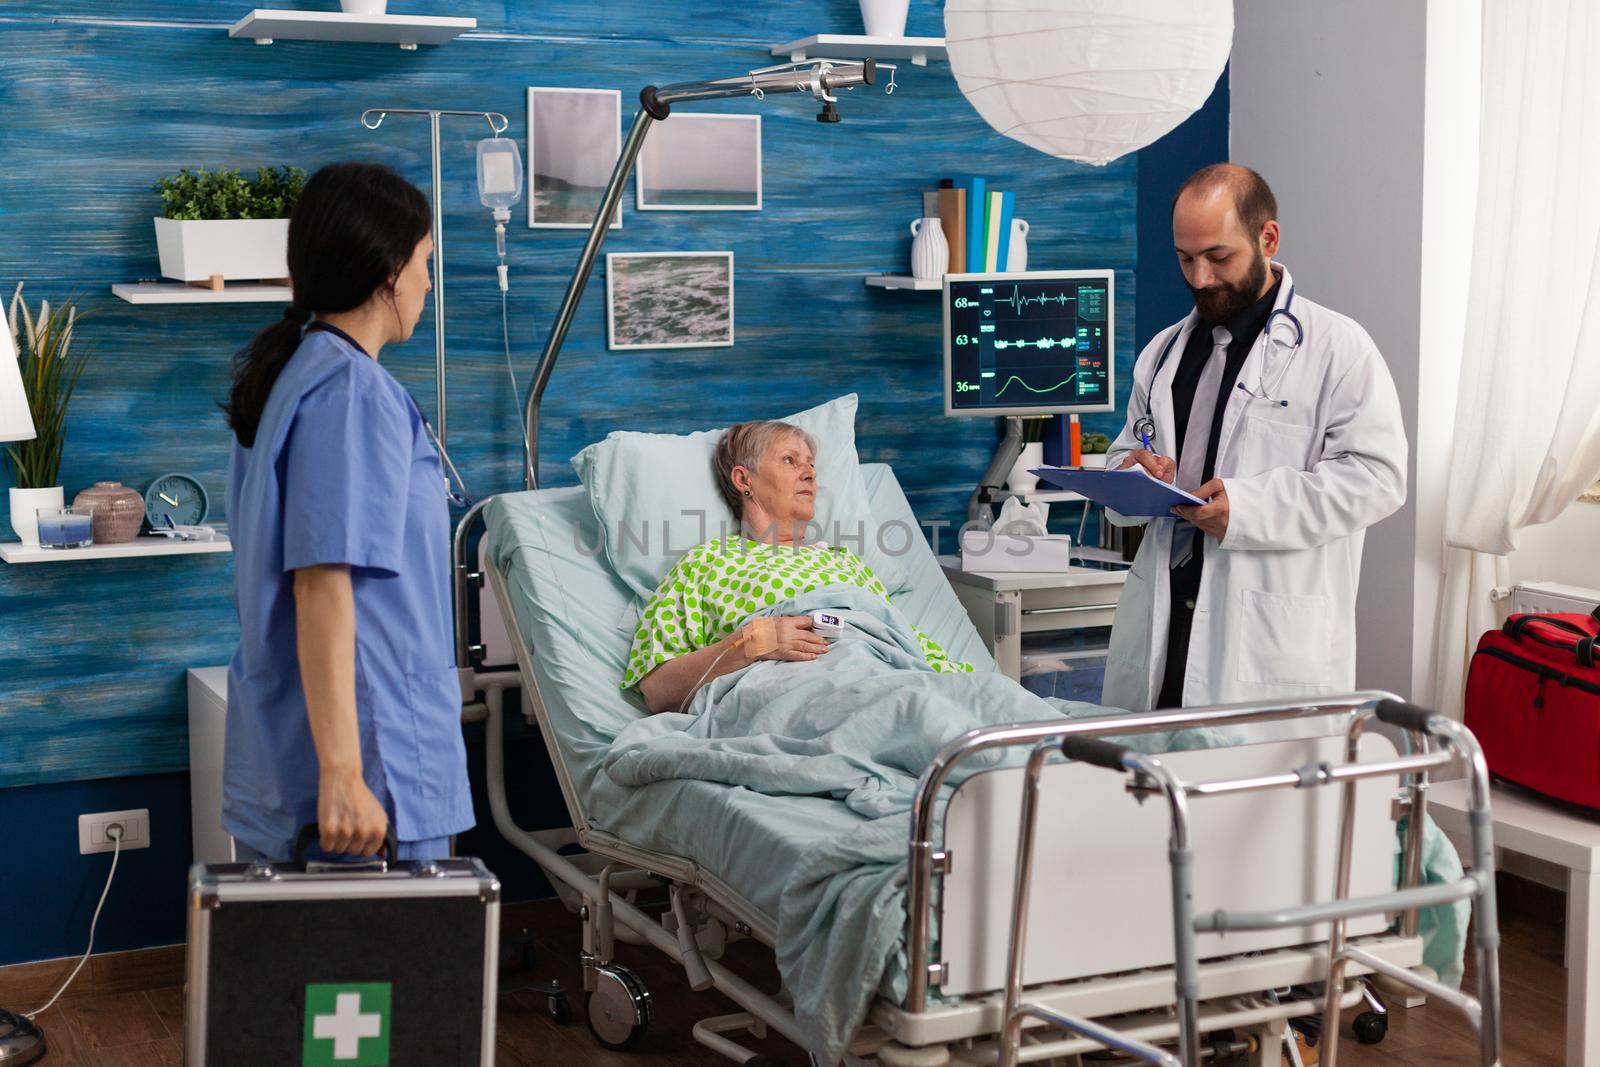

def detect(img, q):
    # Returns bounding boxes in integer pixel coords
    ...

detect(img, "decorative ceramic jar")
[859,0,909,37]
[1006,442,1046,492]
[910,217,948,281]
[73,481,145,544]
[1008,218,1030,272]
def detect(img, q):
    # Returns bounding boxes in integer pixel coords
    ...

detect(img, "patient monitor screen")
[943,270,1115,416]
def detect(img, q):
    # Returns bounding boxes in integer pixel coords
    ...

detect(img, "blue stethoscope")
[1136,285,1305,450]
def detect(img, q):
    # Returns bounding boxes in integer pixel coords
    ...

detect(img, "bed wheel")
[585,963,652,1050]
[548,992,573,1026]
[1352,1010,1387,1044]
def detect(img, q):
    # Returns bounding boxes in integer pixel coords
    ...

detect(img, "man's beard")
[1189,251,1270,323]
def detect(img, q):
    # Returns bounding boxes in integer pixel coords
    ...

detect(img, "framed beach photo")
[606,252,735,350]
[635,113,761,211]
[527,87,622,229]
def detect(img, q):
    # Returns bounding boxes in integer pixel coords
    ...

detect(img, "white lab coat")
[1102,264,1407,711]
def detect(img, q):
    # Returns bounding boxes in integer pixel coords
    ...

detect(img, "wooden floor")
[13,877,1565,1066]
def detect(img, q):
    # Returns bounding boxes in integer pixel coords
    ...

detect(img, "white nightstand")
[939,554,1128,681]
[187,666,239,863]
[1430,778,1600,1066]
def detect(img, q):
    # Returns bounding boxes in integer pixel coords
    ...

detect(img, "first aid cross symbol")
[317,993,381,1057]
[303,983,391,1066]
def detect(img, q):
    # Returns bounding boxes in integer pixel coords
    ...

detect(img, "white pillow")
[570,394,911,602]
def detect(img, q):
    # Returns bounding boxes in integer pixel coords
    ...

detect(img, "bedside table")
[939,554,1128,681]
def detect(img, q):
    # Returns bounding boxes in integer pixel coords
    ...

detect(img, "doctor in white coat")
[1103,164,1407,712]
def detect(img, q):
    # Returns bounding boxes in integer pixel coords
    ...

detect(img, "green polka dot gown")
[621,535,974,689]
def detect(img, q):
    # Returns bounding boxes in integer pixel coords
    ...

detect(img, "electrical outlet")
[78,808,150,854]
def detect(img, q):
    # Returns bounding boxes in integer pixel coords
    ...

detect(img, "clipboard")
[1031,466,1204,517]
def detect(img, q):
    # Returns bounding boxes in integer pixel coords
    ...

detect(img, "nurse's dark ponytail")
[223,163,432,447]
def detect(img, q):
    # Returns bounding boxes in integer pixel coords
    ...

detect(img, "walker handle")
[1059,736,1137,771]
[1374,699,1437,735]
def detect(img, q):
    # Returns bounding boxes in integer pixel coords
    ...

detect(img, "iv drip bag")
[477,137,523,212]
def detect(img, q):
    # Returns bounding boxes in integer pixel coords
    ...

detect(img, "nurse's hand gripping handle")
[293,822,399,867]
[1058,736,1137,771]
[1374,699,1438,735]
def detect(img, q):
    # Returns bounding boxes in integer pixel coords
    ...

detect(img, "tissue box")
[959,531,1073,572]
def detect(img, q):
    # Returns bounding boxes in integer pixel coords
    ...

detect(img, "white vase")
[909,217,948,281]
[154,217,290,284]
[1006,443,1045,493]
[341,0,389,12]
[859,0,910,37]
[9,486,64,546]
[1008,218,1030,272]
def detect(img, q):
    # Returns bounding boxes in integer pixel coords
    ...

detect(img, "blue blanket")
[602,585,1468,1064]
[604,586,1224,1063]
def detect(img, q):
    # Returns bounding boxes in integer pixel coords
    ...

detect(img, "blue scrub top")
[224,325,473,857]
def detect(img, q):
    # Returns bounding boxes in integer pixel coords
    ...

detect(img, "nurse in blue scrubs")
[221,162,473,860]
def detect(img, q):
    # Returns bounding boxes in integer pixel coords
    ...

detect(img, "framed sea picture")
[528,87,623,229]
[635,113,761,211]
[605,252,735,350]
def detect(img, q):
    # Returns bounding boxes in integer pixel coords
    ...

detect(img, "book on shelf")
[937,186,966,274]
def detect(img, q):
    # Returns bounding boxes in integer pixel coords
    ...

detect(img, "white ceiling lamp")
[0,317,34,444]
[944,0,1233,165]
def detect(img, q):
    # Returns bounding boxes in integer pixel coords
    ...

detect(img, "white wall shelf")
[0,534,232,565]
[229,10,476,49]
[865,274,941,291]
[772,34,946,67]
[112,282,291,305]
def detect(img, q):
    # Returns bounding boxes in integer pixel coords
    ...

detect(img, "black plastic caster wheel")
[585,963,651,1050]
[1353,1010,1388,1044]
[548,992,572,1026]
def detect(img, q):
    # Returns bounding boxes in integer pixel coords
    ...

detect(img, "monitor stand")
[967,416,1027,526]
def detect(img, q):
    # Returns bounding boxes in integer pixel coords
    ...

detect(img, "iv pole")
[519,59,890,489]
[359,107,510,452]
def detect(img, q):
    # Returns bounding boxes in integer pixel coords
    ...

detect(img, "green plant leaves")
[153,165,306,221]
[3,283,89,490]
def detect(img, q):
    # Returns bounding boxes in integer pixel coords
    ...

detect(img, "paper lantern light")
[944,0,1234,166]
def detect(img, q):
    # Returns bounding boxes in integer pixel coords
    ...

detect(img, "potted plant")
[4,284,89,546]
[152,165,305,291]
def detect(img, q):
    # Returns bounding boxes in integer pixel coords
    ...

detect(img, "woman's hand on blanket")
[746,615,831,662]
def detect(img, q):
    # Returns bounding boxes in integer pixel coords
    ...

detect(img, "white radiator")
[1511,580,1600,615]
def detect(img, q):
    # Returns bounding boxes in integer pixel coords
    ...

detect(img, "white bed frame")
[470,557,1497,1066]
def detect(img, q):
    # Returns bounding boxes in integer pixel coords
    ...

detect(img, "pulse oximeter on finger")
[810,611,845,640]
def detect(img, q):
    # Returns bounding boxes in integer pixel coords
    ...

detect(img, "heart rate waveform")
[999,286,1076,314]
[993,372,1080,398]
[992,337,1078,350]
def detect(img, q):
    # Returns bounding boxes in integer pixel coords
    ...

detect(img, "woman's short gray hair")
[712,420,818,515]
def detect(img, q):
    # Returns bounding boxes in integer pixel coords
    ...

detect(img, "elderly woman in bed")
[624,419,973,712]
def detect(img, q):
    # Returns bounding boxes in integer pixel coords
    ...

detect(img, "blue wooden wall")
[0,0,1226,964]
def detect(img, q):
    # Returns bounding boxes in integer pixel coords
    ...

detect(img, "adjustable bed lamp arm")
[518,58,888,489]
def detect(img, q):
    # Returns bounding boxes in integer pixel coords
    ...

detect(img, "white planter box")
[154,217,289,284]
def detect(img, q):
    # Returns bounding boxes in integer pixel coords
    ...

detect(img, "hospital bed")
[466,462,1502,1066]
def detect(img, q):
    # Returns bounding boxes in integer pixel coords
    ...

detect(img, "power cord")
[25,823,124,1018]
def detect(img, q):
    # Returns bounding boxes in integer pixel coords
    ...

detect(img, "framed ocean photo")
[605,251,735,350]
[636,113,761,211]
[528,87,623,229]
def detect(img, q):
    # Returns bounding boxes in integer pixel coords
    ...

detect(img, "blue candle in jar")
[37,509,93,548]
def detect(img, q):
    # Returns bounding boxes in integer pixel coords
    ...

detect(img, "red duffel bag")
[1465,606,1600,810]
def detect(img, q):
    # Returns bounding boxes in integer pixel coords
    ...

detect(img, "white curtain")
[1431,0,1600,716]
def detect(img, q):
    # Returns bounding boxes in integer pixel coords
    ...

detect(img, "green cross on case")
[303,982,392,1066]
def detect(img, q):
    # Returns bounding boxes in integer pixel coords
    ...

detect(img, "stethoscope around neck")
[1145,284,1305,419]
